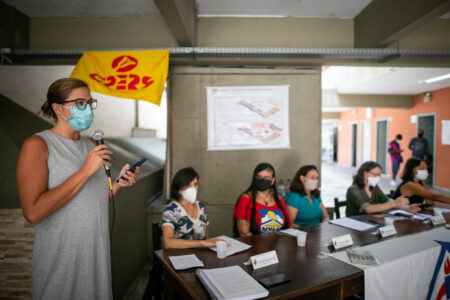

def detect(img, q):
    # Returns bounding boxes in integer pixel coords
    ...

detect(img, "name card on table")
[332,234,353,250]
[251,250,279,270]
[431,215,445,226]
[380,225,397,238]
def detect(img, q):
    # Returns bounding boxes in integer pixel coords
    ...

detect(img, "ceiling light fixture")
[421,72,450,84]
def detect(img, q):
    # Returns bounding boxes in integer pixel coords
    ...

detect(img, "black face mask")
[418,133,424,138]
[254,179,272,191]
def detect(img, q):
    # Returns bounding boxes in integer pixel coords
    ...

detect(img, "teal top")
[286,192,323,227]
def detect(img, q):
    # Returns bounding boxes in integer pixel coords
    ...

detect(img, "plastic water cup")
[433,207,443,217]
[297,231,307,247]
[216,241,227,259]
[384,217,394,225]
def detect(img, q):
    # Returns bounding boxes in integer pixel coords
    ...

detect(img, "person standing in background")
[408,129,430,160]
[388,134,404,186]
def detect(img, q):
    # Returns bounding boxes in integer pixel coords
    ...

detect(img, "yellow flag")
[70,50,169,105]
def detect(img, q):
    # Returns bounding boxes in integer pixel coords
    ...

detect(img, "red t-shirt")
[234,194,291,233]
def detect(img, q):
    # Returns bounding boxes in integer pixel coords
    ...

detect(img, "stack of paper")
[330,218,376,231]
[210,235,251,257]
[169,254,204,270]
[196,265,268,300]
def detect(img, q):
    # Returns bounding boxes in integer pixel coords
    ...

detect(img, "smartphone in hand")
[116,158,146,182]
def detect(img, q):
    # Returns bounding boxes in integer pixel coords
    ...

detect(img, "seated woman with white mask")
[286,165,330,228]
[162,167,224,249]
[392,158,450,205]
[346,161,415,217]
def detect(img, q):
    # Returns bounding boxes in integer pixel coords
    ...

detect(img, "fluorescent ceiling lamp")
[199,14,288,18]
[421,72,450,84]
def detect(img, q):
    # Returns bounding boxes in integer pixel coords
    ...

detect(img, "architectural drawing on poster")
[206,85,290,151]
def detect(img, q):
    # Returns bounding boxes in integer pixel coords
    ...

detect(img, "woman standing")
[286,165,329,228]
[16,78,138,300]
[234,163,290,237]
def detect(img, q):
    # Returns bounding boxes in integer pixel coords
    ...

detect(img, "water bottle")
[278,179,286,199]
[286,178,291,194]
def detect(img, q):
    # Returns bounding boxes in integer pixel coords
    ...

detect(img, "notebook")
[196,265,269,300]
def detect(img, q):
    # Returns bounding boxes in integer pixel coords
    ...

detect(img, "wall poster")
[207,85,290,151]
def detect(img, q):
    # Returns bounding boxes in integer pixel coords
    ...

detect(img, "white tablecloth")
[330,227,450,300]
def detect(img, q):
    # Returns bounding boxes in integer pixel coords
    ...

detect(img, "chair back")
[334,198,347,219]
[152,222,162,252]
[387,190,394,198]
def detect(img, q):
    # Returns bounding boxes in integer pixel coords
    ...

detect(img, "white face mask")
[396,139,401,144]
[181,187,197,203]
[368,176,380,187]
[415,170,428,181]
[304,178,318,191]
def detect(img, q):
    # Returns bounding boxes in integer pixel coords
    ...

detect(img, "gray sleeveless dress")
[33,130,112,300]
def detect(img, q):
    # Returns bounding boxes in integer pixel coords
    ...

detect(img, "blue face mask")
[60,104,94,132]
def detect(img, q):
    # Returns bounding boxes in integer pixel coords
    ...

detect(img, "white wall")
[0,65,167,138]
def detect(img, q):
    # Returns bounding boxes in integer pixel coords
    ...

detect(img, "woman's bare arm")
[17,136,111,225]
[402,182,450,204]
[162,226,223,249]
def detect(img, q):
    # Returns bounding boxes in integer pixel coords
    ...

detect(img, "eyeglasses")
[62,98,97,110]
[368,171,381,177]
[255,176,273,181]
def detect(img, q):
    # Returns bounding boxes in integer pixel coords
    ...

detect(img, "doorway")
[417,114,435,186]
[376,120,388,173]
[351,123,358,167]
[361,120,371,164]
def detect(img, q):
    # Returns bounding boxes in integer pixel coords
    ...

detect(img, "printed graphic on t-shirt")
[259,209,283,232]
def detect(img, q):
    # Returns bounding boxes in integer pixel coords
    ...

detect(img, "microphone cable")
[106,173,116,298]
[92,130,116,245]
[92,130,116,297]
[108,176,115,247]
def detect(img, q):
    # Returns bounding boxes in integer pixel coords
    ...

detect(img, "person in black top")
[408,129,430,160]
[393,158,450,205]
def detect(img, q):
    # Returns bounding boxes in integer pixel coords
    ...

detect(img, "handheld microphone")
[92,130,112,178]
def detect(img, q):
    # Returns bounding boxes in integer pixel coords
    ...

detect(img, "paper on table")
[279,228,300,237]
[412,213,432,221]
[210,235,251,257]
[196,265,268,300]
[169,254,204,270]
[330,217,376,231]
[388,210,413,217]
[388,210,432,220]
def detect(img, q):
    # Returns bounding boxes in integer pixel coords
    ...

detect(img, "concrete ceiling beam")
[354,0,450,48]
[153,0,197,47]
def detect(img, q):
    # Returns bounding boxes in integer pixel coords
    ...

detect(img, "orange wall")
[338,87,450,189]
